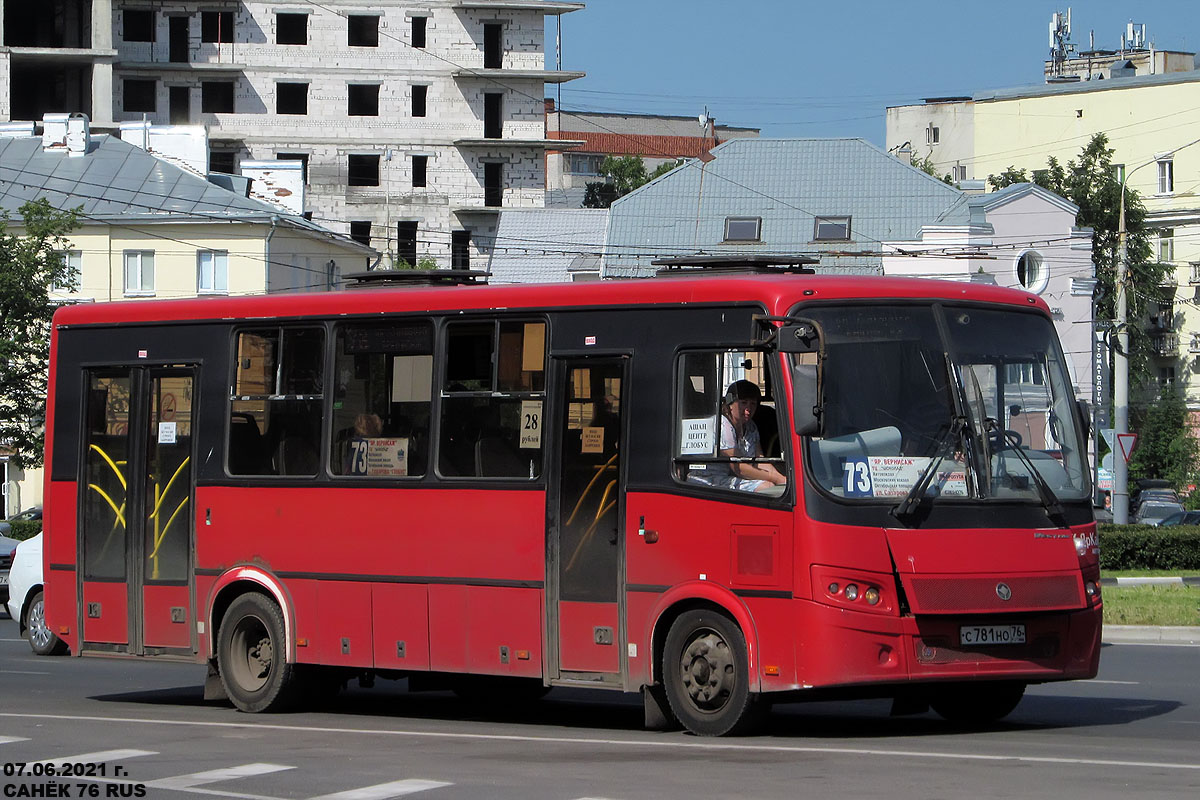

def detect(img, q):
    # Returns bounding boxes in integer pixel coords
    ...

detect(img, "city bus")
[41,265,1101,736]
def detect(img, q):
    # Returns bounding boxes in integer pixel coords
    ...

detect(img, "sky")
[547,1,1200,144]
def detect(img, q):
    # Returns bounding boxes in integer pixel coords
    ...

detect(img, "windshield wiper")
[988,420,1067,526]
[891,416,966,524]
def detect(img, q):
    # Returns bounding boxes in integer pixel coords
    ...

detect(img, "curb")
[1099,576,1200,586]
[1102,625,1200,645]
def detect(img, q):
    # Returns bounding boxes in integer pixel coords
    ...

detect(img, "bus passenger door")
[79,367,197,656]
[549,357,626,685]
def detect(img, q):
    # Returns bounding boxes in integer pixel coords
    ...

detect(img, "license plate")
[960,624,1025,646]
[0,575,8,585]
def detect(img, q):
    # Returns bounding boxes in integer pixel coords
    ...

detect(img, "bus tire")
[929,681,1026,724]
[26,591,68,656]
[662,609,758,736]
[217,593,299,713]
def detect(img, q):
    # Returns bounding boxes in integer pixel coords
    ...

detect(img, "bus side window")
[331,320,434,478]
[229,327,325,477]
[439,319,545,479]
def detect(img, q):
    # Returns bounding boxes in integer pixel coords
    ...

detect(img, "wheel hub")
[679,631,735,711]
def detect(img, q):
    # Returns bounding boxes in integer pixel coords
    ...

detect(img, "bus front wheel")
[662,609,759,736]
[217,593,299,713]
[929,681,1026,724]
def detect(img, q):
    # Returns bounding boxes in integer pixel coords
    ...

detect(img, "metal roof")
[487,208,609,283]
[974,67,1200,102]
[603,138,965,278]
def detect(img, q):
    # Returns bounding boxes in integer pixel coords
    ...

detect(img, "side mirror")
[793,363,821,436]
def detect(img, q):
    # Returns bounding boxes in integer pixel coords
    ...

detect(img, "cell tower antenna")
[1048,9,1075,78]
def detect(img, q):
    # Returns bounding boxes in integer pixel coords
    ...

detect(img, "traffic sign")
[1117,433,1139,463]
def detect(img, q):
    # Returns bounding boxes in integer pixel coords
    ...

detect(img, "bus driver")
[690,380,787,493]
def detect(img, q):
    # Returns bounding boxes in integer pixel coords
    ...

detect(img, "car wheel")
[217,593,300,713]
[26,591,68,656]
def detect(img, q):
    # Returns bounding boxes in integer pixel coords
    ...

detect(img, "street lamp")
[1113,136,1200,523]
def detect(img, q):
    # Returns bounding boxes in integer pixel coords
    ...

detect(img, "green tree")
[1129,387,1199,491]
[0,199,81,469]
[581,155,683,208]
[989,133,1166,387]
[910,152,952,184]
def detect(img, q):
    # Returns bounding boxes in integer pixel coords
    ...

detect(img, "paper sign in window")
[581,426,604,454]
[520,399,543,449]
[157,421,177,444]
[348,437,409,476]
[391,354,432,402]
[522,323,545,372]
[679,417,716,455]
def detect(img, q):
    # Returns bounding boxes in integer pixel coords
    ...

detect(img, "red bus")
[41,267,1101,735]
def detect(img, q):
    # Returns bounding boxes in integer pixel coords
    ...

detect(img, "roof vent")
[650,254,818,277]
[1110,59,1137,78]
[344,269,490,288]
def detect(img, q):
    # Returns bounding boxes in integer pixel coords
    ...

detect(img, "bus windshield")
[798,303,1089,504]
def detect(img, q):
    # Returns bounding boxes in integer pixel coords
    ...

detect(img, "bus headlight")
[864,587,881,605]
[844,583,859,601]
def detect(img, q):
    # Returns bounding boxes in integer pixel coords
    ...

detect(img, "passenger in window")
[692,380,786,493]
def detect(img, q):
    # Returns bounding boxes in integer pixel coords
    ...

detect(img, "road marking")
[1088,680,1140,685]
[32,749,156,766]
[3,712,1200,772]
[4,670,52,675]
[148,763,295,790]
[308,779,453,800]
[1105,641,1200,649]
[0,736,30,745]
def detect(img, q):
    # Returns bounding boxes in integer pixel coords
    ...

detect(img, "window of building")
[277,152,309,183]
[397,221,418,266]
[210,151,237,174]
[123,79,157,113]
[201,81,235,113]
[412,84,428,117]
[412,155,428,188]
[330,321,433,477]
[229,327,325,476]
[484,92,503,138]
[1159,366,1176,389]
[201,11,234,43]
[813,216,851,242]
[1157,159,1174,194]
[124,10,155,42]
[953,164,967,182]
[484,162,503,207]
[452,230,471,270]
[197,250,228,294]
[411,16,427,48]
[723,217,761,242]
[566,153,604,175]
[52,251,81,293]
[123,251,155,295]
[926,124,939,145]
[1015,250,1048,294]
[673,349,784,497]
[348,154,380,187]
[349,221,372,247]
[347,15,379,47]
[348,84,380,116]
[1159,228,1175,263]
[439,320,546,479]
[276,13,308,45]
[276,82,308,115]
[483,23,503,69]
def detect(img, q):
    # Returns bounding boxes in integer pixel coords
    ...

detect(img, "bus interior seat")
[809,426,902,487]
[228,413,269,474]
[475,436,525,477]
[276,436,319,475]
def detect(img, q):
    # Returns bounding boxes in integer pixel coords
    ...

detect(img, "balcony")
[1191,263,1200,284]
[1190,336,1200,354]
[1151,333,1179,355]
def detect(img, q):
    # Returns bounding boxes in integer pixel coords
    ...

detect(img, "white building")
[0,0,584,269]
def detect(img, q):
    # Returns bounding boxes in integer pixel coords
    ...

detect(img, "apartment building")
[0,1,584,268]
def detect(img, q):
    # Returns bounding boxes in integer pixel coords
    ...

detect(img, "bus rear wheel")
[663,609,758,736]
[218,593,298,713]
[929,681,1026,724]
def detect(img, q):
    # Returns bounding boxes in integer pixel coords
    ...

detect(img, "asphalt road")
[2,614,1198,800]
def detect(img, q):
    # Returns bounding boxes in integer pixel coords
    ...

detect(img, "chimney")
[41,113,70,151]
[66,113,90,157]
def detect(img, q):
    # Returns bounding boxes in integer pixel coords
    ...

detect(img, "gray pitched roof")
[603,138,965,278]
[0,134,362,246]
[487,208,609,283]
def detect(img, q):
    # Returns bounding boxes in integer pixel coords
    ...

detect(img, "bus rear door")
[549,356,627,685]
[78,366,197,656]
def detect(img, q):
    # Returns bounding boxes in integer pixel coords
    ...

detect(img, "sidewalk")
[1103,625,1200,644]
[1099,576,1200,587]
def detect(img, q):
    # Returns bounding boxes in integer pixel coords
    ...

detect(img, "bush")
[5,520,42,541]
[1099,524,1200,570]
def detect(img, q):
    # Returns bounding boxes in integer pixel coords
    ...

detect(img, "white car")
[5,533,68,655]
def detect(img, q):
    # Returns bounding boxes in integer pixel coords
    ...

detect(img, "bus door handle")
[638,516,659,544]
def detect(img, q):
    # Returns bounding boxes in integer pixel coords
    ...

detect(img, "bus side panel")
[740,597,799,692]
[44,480,79,652]
[428,584,468,672]
[142,585,192,649]
[559,601,619,673]
[372,583,430,670]
[465,586,543,678]
[316,580,374,667]
[81,582,129,644]
[624,591,656,687]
